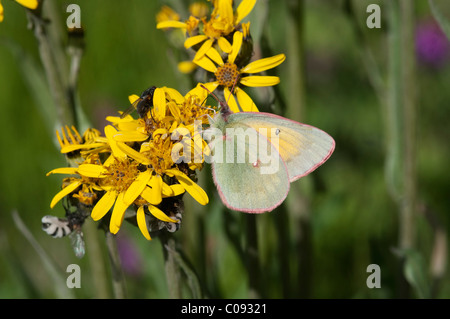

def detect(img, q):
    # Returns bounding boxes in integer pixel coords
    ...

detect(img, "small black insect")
[121,86,157,119]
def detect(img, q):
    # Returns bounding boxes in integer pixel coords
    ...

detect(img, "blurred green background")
[0,0,449,298]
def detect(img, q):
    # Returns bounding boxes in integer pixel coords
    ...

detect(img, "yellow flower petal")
[152,128,169,139]
[163,87,185,104]
[77,164,107,178]
[162,182,174,197]
[239,75,280,87]
[169,184,185,196]
[206,47,224,66]
[110,192,129,234]
[124,170,152,205]
[184,34,208,49]
[141,186,162,205]
[178,61,197,74]
[105,125,127,159]
[46,167,78,176]
[60,143,107,154]
[165,169,209,205]
[136,206,151,240]
[147,174,163,204]
[199,81,220,96]
[168,101,181,121]
[218,0,234,22]
[116,142,151,165]
[148,204,177,223]
[236,0,256,24]
[241,54,286,74]
[235,87,259,112]
[153,88,167,121]
[224,87,241,113]
[161,182,186,198]
[50,180,82,208]
[15,0,38,10]
[128,94,140,104]
[156,20,187,29]
[194,55,218,73]
[229,31,243,64]
[218,37,232,53]
[113,131,149,142]
[194,39,214,61]
[116,121,141,132]
[91,190,117,221]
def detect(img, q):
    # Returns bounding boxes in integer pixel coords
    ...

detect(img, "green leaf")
[395,248,431,299]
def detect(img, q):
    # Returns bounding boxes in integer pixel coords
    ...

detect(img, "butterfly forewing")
[211,123,290,213]
[227,112,335,182]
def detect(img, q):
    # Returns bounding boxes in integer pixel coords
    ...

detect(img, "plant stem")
[12,211,75,299]
[245,214,262,298]
[286,0,312,298]
[399,0,417,252]
[84,220,110,298]
[105,231,127,299]
[160,234,182,299]
[27,2,75,128]
[387,0,418,297]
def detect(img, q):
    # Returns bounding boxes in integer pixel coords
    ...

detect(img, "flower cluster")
[48,87,212,240]
[46,0,286,243]
[157,0,285,112]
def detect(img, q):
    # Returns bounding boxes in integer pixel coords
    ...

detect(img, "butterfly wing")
[211,122,290,213]
[226,112,335,182]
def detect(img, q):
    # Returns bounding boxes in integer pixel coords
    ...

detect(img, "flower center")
[215,63,240,88]
[105,159,140,193]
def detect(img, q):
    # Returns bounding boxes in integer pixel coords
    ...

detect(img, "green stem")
[160,234,182,299]
[27,3,75,128]
[387,0,418,297]
[399,0,417,252]
[163,235,203,299]
[84,220,110,298]
[12,211,75,299]
[245,214,262,298]
[285,0,312,298]
[105,231,127,299]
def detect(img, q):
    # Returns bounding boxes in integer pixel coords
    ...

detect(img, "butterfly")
[206,101,335,213]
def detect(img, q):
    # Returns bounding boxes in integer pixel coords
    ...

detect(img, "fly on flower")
[121,86,157,119]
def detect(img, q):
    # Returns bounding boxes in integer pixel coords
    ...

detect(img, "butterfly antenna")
[200,84,231,116]
[200,84,221,103]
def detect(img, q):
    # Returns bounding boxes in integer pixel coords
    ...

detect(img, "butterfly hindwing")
[210,122,290,213]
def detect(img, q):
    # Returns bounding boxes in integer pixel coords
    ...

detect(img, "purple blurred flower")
[416,19,450,68]
[116,233,143,277]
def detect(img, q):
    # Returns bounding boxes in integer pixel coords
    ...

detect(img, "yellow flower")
[189,2,209,19]
[48,126,180,239]
[194,31,286,112]
[56,125,108,155]
[111,88,211,204]
[0,0,38,22]
[48,88,213,240]
[157,0,256,61]
[46,154,104,209]
[156,5,180,24]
